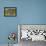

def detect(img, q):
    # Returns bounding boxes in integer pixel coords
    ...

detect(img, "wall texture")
[0,0,46,44]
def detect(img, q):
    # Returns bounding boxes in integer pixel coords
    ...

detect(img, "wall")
[0,0,46,44]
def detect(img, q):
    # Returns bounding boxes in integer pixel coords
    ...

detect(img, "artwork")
[18,24,46,41]
[4,7,17,17]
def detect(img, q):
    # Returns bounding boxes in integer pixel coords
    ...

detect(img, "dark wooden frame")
[4,7,17,17]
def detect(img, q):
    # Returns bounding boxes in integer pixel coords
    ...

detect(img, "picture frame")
[18,24,46,42]
[4,7,17,17]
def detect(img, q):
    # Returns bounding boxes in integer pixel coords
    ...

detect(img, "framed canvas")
[4,7,17,17]
[18,24,46,42]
